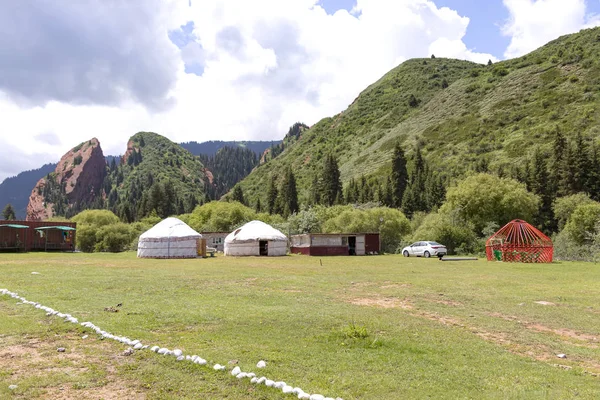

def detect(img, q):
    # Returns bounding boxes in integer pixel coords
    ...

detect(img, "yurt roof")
[225,220,287,243]
[140,217,201,240]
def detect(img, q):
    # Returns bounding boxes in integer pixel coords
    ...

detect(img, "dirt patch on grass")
[380,282,412,289]
[488,312,599,346]
[421,297,464,307]
[0,335,145,399]
[42,381,145,400]
[351,297,413,309]
[534,301,556,306]
[528,324,599,344]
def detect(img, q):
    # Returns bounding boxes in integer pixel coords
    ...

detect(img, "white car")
[402,241,447,258]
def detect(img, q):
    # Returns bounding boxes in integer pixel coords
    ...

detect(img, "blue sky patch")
[169,21,205,76]
[319,0,356,15]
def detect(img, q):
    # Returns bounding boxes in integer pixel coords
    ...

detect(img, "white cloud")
[0,0,494,183]
[502,0,600,59]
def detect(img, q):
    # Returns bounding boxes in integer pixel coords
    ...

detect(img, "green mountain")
[180,140,281,157]
[237,27,600,207]
[105,132,208,221]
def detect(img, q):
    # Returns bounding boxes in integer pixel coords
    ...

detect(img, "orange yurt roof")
[486,220,553,263]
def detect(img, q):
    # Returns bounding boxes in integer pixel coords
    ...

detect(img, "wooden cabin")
[290,233,379,256]
[0,221,76,252]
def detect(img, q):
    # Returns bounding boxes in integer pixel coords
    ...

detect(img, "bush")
[72,210,120,227]
[94,223,134,252]
[553,229,591,261]
[411,212,478,255]
[564,203,600,245]
[72,210,121,252]
[553,193,594,230]
[187,201,257,233]
[443,173,539,234]
[492,66,509,77]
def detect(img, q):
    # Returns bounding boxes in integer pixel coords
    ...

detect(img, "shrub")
[187,201,257,233]
[564,202,600,245]
[94,223,134,252]
[443,173,540,234]
[553,193,595,230]
[72,210,121,252]
[492,66,509,77]
[72,210,120,227]
[553,229,590,261]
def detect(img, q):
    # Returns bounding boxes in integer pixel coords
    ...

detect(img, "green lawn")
[1,252,599,399]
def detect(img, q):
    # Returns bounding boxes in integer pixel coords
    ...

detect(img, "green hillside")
[105,132,207,221]
[238,27,600,206]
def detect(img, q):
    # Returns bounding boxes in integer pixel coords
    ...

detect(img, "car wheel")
[424,251,431,258]
[403,250,409,257]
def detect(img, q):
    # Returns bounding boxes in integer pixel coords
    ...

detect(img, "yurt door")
[259,241,268,256]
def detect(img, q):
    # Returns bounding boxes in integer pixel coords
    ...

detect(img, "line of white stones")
[0,288,341,400]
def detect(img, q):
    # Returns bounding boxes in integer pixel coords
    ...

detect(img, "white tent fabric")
[137,217,202,259]
[224,220,288,256]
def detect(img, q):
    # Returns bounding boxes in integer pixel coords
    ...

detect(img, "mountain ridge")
[236,27,600,208]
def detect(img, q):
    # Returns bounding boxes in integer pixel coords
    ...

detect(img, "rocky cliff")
[26,138,107,221]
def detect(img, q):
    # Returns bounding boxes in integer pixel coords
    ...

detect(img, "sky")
[1,0,600,183]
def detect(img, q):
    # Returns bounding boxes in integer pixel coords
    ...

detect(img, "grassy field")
[1,252,599,399]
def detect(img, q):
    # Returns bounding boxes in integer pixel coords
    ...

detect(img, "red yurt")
[486,219,553,263]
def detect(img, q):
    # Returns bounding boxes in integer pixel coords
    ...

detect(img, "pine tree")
[359,175,369,204]
[309,175,321,205]
[267,176,279,214]
[120,203,133,223]
[530,148,555,232]
[391,142,408,208]
[185,194,198,213]
[280,167,299,217]
[163,181,177,216]
[401,186,416,219]
[589,144,600,200]
[232,185,246,205]
[562,144,576,195]
[551,129,570,196]
[321,154,342,206]
[255,198,262,213]
[425,173,446,210]
[573,132,591,193]
[2,203,16,220]
[376,184,384,205]
[344,178,359,204]
[383,176,394,207]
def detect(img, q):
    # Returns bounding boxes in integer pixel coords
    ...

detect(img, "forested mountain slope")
[238,27,600,207]
[180,140,280,157]
[0,163,56,219]
[104,132,208,221]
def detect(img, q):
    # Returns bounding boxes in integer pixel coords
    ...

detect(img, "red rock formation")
[26,138,106,221]
[26,179,54,221]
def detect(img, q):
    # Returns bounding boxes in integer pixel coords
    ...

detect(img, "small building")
[137,217,202,259]
[0,220,77,252]
[200,232,228,252]
[224,220,288,257]
[290,233,380,256]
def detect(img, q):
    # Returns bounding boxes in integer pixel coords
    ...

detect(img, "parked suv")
[402,241,447,258]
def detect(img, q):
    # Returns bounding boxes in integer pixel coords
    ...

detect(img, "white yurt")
[137,217,202,259]
[224,220,288,256]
